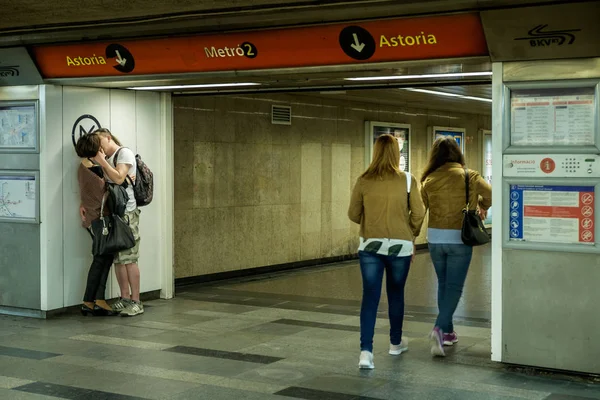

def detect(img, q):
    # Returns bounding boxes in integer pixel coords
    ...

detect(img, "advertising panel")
[433,126,465,153]
[483,131,492,226]
[366,122,410,172]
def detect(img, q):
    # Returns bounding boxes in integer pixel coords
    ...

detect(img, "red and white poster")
[509,185,595,244]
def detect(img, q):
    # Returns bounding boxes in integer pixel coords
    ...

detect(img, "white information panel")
[0,173,38,223]
[509,184,595,245]
[504,154,600,178]
[0,103,37,152]
[510,87,595,146]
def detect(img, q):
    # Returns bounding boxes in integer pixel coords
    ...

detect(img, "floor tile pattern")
[1,247,599,399]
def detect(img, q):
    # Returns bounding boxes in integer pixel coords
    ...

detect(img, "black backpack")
[113,147,154,207]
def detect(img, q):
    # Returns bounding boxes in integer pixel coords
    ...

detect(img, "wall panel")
[173,93,491,279]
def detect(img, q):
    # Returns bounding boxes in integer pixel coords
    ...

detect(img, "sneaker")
[389,337,409,355]
[358,351,374,369]
[112,297,130,312]
[120,300,144,317]
[429,327,445,357]
[443,332,459,346]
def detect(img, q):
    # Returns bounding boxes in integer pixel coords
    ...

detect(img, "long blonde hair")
[361,134,401,180]
[94,128,122,146]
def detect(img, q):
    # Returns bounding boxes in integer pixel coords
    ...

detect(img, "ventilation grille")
[271,105,292,125]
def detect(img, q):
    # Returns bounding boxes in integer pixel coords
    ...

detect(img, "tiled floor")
[1,247,599,399]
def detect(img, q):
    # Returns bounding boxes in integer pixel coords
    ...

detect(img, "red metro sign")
[32,13,487,78]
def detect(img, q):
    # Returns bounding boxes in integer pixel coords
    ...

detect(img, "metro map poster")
[509,185,595,244]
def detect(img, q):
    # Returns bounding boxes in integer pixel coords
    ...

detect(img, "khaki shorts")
[114,208,141,265]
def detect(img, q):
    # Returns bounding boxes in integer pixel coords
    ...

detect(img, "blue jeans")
[359,251,411,352]
[429,243,473,333]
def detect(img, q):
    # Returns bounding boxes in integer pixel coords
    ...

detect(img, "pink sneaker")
[429,327,445,357]
[443,332,459,346]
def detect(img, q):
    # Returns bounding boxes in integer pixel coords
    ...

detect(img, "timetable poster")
[510,87,595,146]
[509,185,595,244]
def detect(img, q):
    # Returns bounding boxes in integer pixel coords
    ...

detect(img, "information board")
[510,87,595,146]
[509,185,595,244]
[0,103,37,151]
[0,174,38,223]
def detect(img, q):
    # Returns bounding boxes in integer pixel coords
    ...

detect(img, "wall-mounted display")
[508,184,595,245]
[510,87,595,147]
[0,102,38,153]
[365,122,410,172]
[482,130,492,226]
[433,126,465,153]
[0,171,39,223]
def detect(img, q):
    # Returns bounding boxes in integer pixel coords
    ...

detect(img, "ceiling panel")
[0,0,571,46]
[298,84,492,115]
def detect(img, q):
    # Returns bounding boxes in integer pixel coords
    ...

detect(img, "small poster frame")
[0,100,39,154]
[0,170,40,224]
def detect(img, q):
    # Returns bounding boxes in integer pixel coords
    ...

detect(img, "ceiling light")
[129,82,261,90]
[401,88,492,103]
[345,72,492,81]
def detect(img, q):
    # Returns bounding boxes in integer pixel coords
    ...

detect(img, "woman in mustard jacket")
[421,137,491,357]
[348,134,425,369]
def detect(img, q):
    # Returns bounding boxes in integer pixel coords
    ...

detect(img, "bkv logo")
[515,24,581,47]
[0,65,20,77]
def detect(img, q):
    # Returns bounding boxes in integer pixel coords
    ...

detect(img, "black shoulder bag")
[90,193,136,256]
[461,168,490,247]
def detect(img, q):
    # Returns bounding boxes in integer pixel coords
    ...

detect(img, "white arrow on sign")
[350,33,365,52]
[115,50,127,66]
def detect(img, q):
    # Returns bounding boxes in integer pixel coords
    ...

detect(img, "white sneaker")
[120,300,144,317]
[389,337,409,355]
[358,351,374,369]
[112,297,130,312]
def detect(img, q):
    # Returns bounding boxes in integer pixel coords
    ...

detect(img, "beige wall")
[173,93,491,279]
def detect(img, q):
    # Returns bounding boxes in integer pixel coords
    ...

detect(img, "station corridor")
[0,247,598,400]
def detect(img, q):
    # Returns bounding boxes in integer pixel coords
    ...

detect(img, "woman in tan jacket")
[348,134,426,369]
[421,137,491,357]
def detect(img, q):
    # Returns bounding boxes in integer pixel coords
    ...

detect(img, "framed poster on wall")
[482,129,492,227]
[365,121,411,172]
[432,126,465,153]
[0,101,39,153]
[0,170,39,224]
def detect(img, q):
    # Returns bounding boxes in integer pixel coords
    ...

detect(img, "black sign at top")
[106,44,135,73]
[339,26,376,61]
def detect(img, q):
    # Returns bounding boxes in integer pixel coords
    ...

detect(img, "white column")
[490,62,504,362]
